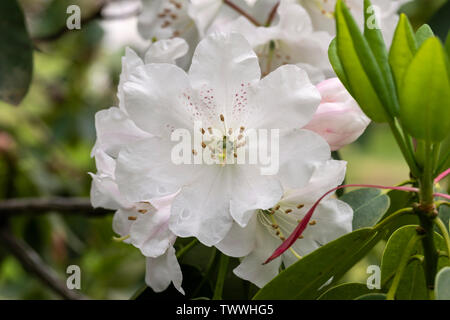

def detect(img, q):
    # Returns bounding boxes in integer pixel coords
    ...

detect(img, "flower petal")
[123,63,195,136]
[145,247,184,294]
[277,129,331,189]
[216,219,257,257]
[246,65,321,130]
[115,137,200,202]
[144,38,189,64]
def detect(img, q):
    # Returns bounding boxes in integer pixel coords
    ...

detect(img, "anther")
[240,126,245,133]
[298,235,304,239]
[220,114,225,122]
[128,216,137,221]
[279,236,286,241]
[285,209,292,214]
[297,204,304,209]
[274,204,280,211]
[208,127,212,134]
[192,149,197,155]
[271,224,279,229]
[202,142,206,148]
[138,209,147,214]
[309,220,317,226]
[200,128,205,134]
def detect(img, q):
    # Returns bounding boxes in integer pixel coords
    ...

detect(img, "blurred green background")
[0,0,448,299]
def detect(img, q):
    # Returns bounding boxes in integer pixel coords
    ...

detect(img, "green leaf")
[318,283,376,300]
[363,0,399,116]
[334,0,388,122]
[415,24,435,48]
[381,225,449,299]
[253,228,382,300]
[435,267,450,300]
[0,0,33,105]
[340,188,390,230]
[445,32,450,57]
[328,38,350,90]
[355,293,387,300]
[389,14,417,92]
[399,37,450,142]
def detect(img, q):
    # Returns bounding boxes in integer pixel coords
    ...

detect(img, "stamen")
[113,234,130,242]
[220,114,225,122]
[297,204,304,209]
[309,220,317,226]
[128,216,137,221]
[138,209,147,214]
[201,142,206,149]
[285,209,292,214]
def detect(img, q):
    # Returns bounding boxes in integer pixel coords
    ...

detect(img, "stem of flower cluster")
[212,253,230,300]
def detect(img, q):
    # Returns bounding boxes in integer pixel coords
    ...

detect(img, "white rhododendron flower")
[216,0,332,81]
[115,32,332,247]
[216,160,353,287]
[303,78,371,151]
[90,38,190,294]
[90,150,184,294]
[298,0,410,45]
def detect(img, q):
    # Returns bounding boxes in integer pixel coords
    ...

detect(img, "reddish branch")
[223,0,261,26]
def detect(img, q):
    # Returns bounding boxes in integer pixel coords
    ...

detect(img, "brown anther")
[128,216,137,221]
[240,126,245,133]
[297,204,304,209]
[285,209,292,214]
[138,209,147,214]
[276,230,280,236]
[234,152,237,158]
[208,127,212,134]
[298,235,304,239]
[192,149,197,155]
[271,224,279,229]
[200,128,205,134]
[202,142,206,149]
[309,220,317,226]
[274,205,280,211]
[279,236,286,241]
[220,114,225,122]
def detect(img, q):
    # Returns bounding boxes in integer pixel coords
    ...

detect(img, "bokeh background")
[0,0,448,299]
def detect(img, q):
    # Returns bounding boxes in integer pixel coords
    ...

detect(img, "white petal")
[282,159,347,204]
[112,208,134,243]
[115,137,200,202]
[130,199,176,258]
[90,174,122,210]
[216,219,257,257]
[229,164,283,227]
[123,63,195,136]
[188,33,261,128]
[188,0,223,37]
[144,38,189,64]
[246,65,321,130]
[233,217,282,287]
[169,165,234,246]
[145,247,184,294]
[118,48,144,110]
[92,107,150,158]
[277,129,331,189]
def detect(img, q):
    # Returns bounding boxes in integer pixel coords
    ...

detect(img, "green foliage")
[318,283,376,300]
[435,267,450,300]
[333,0,388,122]
[381,225,450,299]
[415,24,435,47]
[389,14,417,91]
[399,37,450,142]
[0,0,33,105]
[340,188,390,230]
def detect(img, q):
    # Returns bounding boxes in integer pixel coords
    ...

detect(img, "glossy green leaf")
[381,225,450,299]
[415,24,434,48]
[0,0,33,105]
[318,283,376,300]
[389,14,417,91]
[363,0,399,115]
[340,188,390,230]
[399,37,450,142]
[334,0,388,122]
[328,38,350,90]
[435,267,450,300]
[253,228,382,300]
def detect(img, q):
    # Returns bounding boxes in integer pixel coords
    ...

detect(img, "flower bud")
[303,78,370,151]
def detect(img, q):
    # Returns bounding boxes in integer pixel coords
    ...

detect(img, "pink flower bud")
[303,78,370,151]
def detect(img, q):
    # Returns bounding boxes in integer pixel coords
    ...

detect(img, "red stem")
[223,0,261,26]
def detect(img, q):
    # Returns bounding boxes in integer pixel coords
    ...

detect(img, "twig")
[264,1,279,26]
[0,197,112,217]
[0,227,89,300]
[223,0,261,26]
